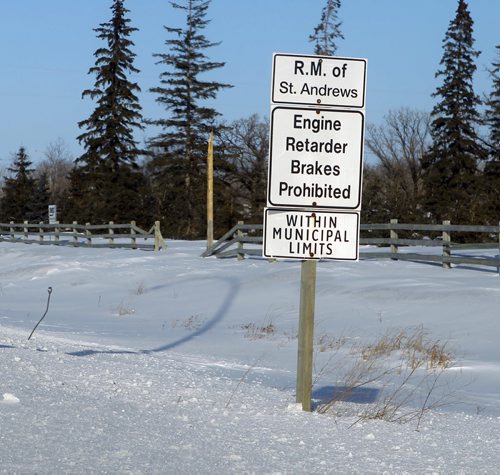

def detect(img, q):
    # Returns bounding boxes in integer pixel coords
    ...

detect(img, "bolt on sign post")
[207,131,214,249]
[264,52,367,411]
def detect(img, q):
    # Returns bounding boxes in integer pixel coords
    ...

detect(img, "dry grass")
[315,326,455,427]
[242,322,276,340]
[360,326,452,370]
[316,334,348,353]
[135,281,146,295]
[113,302,135,316]
[171,314,205,330]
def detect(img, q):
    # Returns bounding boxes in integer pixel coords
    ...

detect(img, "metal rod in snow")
[28,287,53,341]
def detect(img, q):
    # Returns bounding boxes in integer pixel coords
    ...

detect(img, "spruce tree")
[309,0,344,56]
[27,172,51,222]
[421,0,486,224]
[69,0,146,224]
[484,46,500,161]
[0,147,36,222]
[148,0,232,238]
[483,45,500,221]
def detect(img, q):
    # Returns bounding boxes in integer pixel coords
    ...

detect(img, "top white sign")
[271,53,367,109]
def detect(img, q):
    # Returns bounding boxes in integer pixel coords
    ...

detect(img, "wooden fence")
[202,220,500,271]
[0,220,164,251]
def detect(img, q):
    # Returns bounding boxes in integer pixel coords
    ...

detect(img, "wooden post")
[497,221,500,275]
[237,220,244,261]
[131,221,137,249]
[390,218,398,260]
[10,221,15,240]
[23,221,28,240]
[85,223,92,246]
[207,131,214,250]
[296,259,317,412]
[154,221,163,251]
[55,221,60,243]
[72,221,78,246]
[108,221,114,246]
[442,220,451,269]
[39,222,44,242]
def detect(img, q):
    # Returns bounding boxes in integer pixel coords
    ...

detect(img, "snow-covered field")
[1,240,499,474]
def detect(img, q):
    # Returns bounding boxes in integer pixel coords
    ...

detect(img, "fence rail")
[0,220,164,251]
[202,220,500,271]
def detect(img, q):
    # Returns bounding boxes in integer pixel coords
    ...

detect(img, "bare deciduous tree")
[220,115,269,223]
[35,138,74,205]
[364,108,431,222]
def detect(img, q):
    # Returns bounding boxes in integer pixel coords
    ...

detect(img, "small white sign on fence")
[48,205,57,224]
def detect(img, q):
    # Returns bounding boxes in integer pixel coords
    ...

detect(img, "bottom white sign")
[263,208,359,260]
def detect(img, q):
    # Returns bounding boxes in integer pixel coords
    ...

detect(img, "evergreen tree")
[421,0,486,224]
[69,0,146,224]
[0,147,36,222]
[309,0,343,56]
[27,172,51,222]
[483,45,500,221]
[148,0,232,238]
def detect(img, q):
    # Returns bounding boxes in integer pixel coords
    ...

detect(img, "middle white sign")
[267,106,364,210]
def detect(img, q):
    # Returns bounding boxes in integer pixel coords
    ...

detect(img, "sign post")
[264,52,367,411]
[296,259,316,411]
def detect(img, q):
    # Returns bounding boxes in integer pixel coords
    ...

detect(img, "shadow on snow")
[311,385,380,408]
[67,275,239,357]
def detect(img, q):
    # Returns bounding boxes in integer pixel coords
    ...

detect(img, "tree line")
[0,0,498,239]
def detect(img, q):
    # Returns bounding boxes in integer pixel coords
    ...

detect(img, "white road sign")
[263,208,359,260]
[48,205,57,224]
[267,106,364,210]
[272,53,367,108]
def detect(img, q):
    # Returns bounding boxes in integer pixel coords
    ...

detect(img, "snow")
[1,240,500,473]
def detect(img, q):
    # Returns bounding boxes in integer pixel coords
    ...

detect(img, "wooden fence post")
[390,219,398,260]
[72,221,78,246]
[206,131,214,250]
[442,220,451,269]
[154,221,163,251]
[237,221,244,261]
[131,221,137,249]
[85,223,92,246]
[55,221,60,243]
[497,221,500,275]
[10,221,14,240]
[108,221,114,246]
[39,222,44,242]
[23,221,29,240]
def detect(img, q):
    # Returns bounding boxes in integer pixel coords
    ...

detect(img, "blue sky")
[0,0,498,165]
